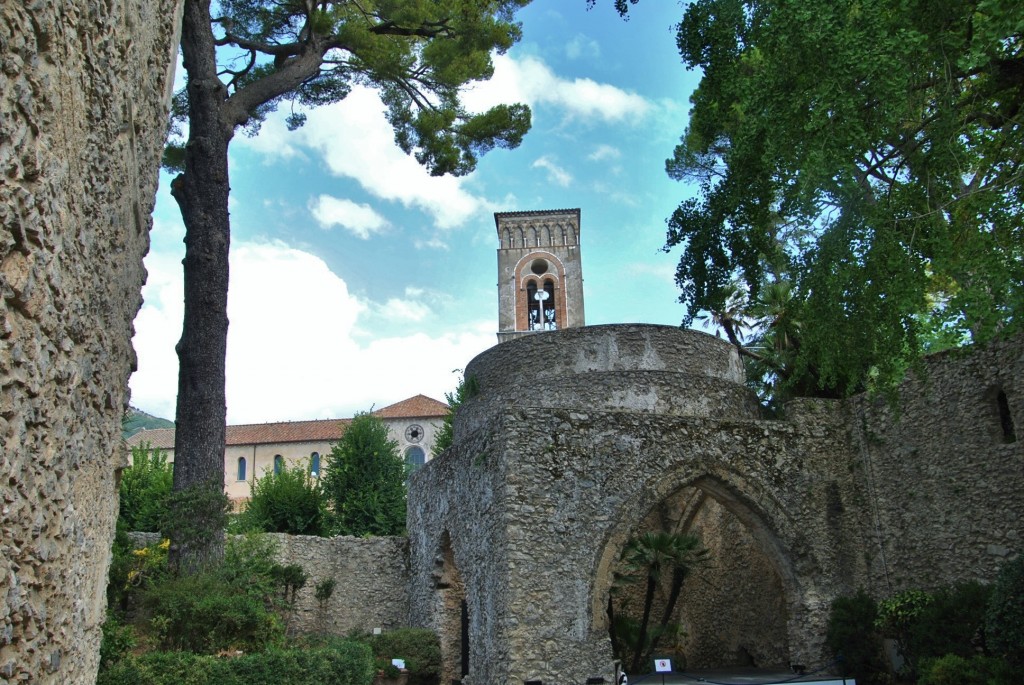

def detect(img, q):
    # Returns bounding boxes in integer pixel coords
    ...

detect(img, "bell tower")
[495,208,585,343]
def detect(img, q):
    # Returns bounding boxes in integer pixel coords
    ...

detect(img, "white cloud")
[376,297,431,323]
[566,34,601,60]
[130,232,495,424]
[414,236,452,251]
[309,195,389,239]
[532,155,573,187]
[588,144,622,161]
[235,88,490,230]
[462,54,652,123]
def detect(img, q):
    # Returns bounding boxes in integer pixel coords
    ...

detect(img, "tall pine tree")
[166,0,532,570]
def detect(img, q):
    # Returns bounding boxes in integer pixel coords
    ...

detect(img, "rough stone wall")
[679,493,789,669]
[409,326,860,684]
[0,1,179,681]
[272,534,409,637]
[407,325,1022,684]
[846,335,1024,595]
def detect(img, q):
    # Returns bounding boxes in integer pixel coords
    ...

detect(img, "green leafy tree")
[119,444,175,532]
[431,372,478,457]
[608,531,708,673]
[876,589,934,678]
[165,0,532,571]
[323,412,407,536]
[235,458,328,536]
[597,0,1024,403]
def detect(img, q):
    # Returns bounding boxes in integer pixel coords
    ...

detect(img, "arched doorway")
[597,475,795,673]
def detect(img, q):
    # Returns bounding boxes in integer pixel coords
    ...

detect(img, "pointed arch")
[592,470,800,648]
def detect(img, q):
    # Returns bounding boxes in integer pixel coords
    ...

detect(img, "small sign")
[654,659,672,673]
[391,659,405,670]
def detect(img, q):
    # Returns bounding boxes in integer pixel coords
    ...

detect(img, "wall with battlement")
[0,1,179,680]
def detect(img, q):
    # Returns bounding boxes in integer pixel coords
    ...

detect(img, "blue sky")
[129,2,704,424]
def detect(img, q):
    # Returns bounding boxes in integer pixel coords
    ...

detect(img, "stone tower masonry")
[495,209,585,343]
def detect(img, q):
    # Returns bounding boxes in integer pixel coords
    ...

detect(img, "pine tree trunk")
[167,0,231,573]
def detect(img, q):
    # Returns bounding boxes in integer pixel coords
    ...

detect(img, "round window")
[530,258,548,275]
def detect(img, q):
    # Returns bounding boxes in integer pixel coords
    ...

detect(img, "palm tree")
[611,531,709,673]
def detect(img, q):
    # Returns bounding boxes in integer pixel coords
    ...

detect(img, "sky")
[129,2,705,425]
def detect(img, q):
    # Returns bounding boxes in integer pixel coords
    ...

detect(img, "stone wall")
[846,334,1023,595]
[272,534,409,637]
[0,1,179,681]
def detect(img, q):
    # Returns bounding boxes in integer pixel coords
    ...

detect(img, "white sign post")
[654,658,672,685]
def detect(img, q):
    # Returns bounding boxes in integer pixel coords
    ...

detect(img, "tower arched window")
[237,457,247,481]
[526,280,539,330]
[273,454,283,475]
[542,279,557,330]
[310,451,321,476]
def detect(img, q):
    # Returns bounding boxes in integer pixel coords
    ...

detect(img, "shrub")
[119,444,174,532]
[323,412,407,537]
[235,459,328,536]
[907,581,991,661]
[825,590,888,685]
[986,555,1024,667]
[142,571,284,653]
[918,654,1014,685]
[106,534,170,615]
[96,642,375,685]
[355,628,442,685]
[99,612,136,671]
[137,534,294,654]
[876,588,933,677]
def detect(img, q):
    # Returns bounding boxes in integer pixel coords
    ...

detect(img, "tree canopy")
[323,412,407,536]
[605,0,1023,404]
[165,0,532,570]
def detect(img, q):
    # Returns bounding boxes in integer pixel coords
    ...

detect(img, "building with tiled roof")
[127,395,448,502]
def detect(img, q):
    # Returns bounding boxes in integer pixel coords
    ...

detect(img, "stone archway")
[594,472,798,672]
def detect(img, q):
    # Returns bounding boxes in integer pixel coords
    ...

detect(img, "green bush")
[907,581,991,661]
[235,459,328,536]
[142,571,284,653]
[107,533,170,615]
[876,588,934,677]
[825,590,888,685]
[986,555,1024,667]
[119,444,174,532]
[99,612,136,671]
[356,628,442,685]
[137,534,293,654]
[918,654,1014,685]
[96,642,375,685]
[323,412,407,537]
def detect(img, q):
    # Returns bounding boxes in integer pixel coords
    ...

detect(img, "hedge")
[97,642,375,685]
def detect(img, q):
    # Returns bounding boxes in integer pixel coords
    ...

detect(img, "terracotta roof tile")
[124,395,447,450]
[126,428,176,450]
[126,419,350,450]
[373,394,449,419]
